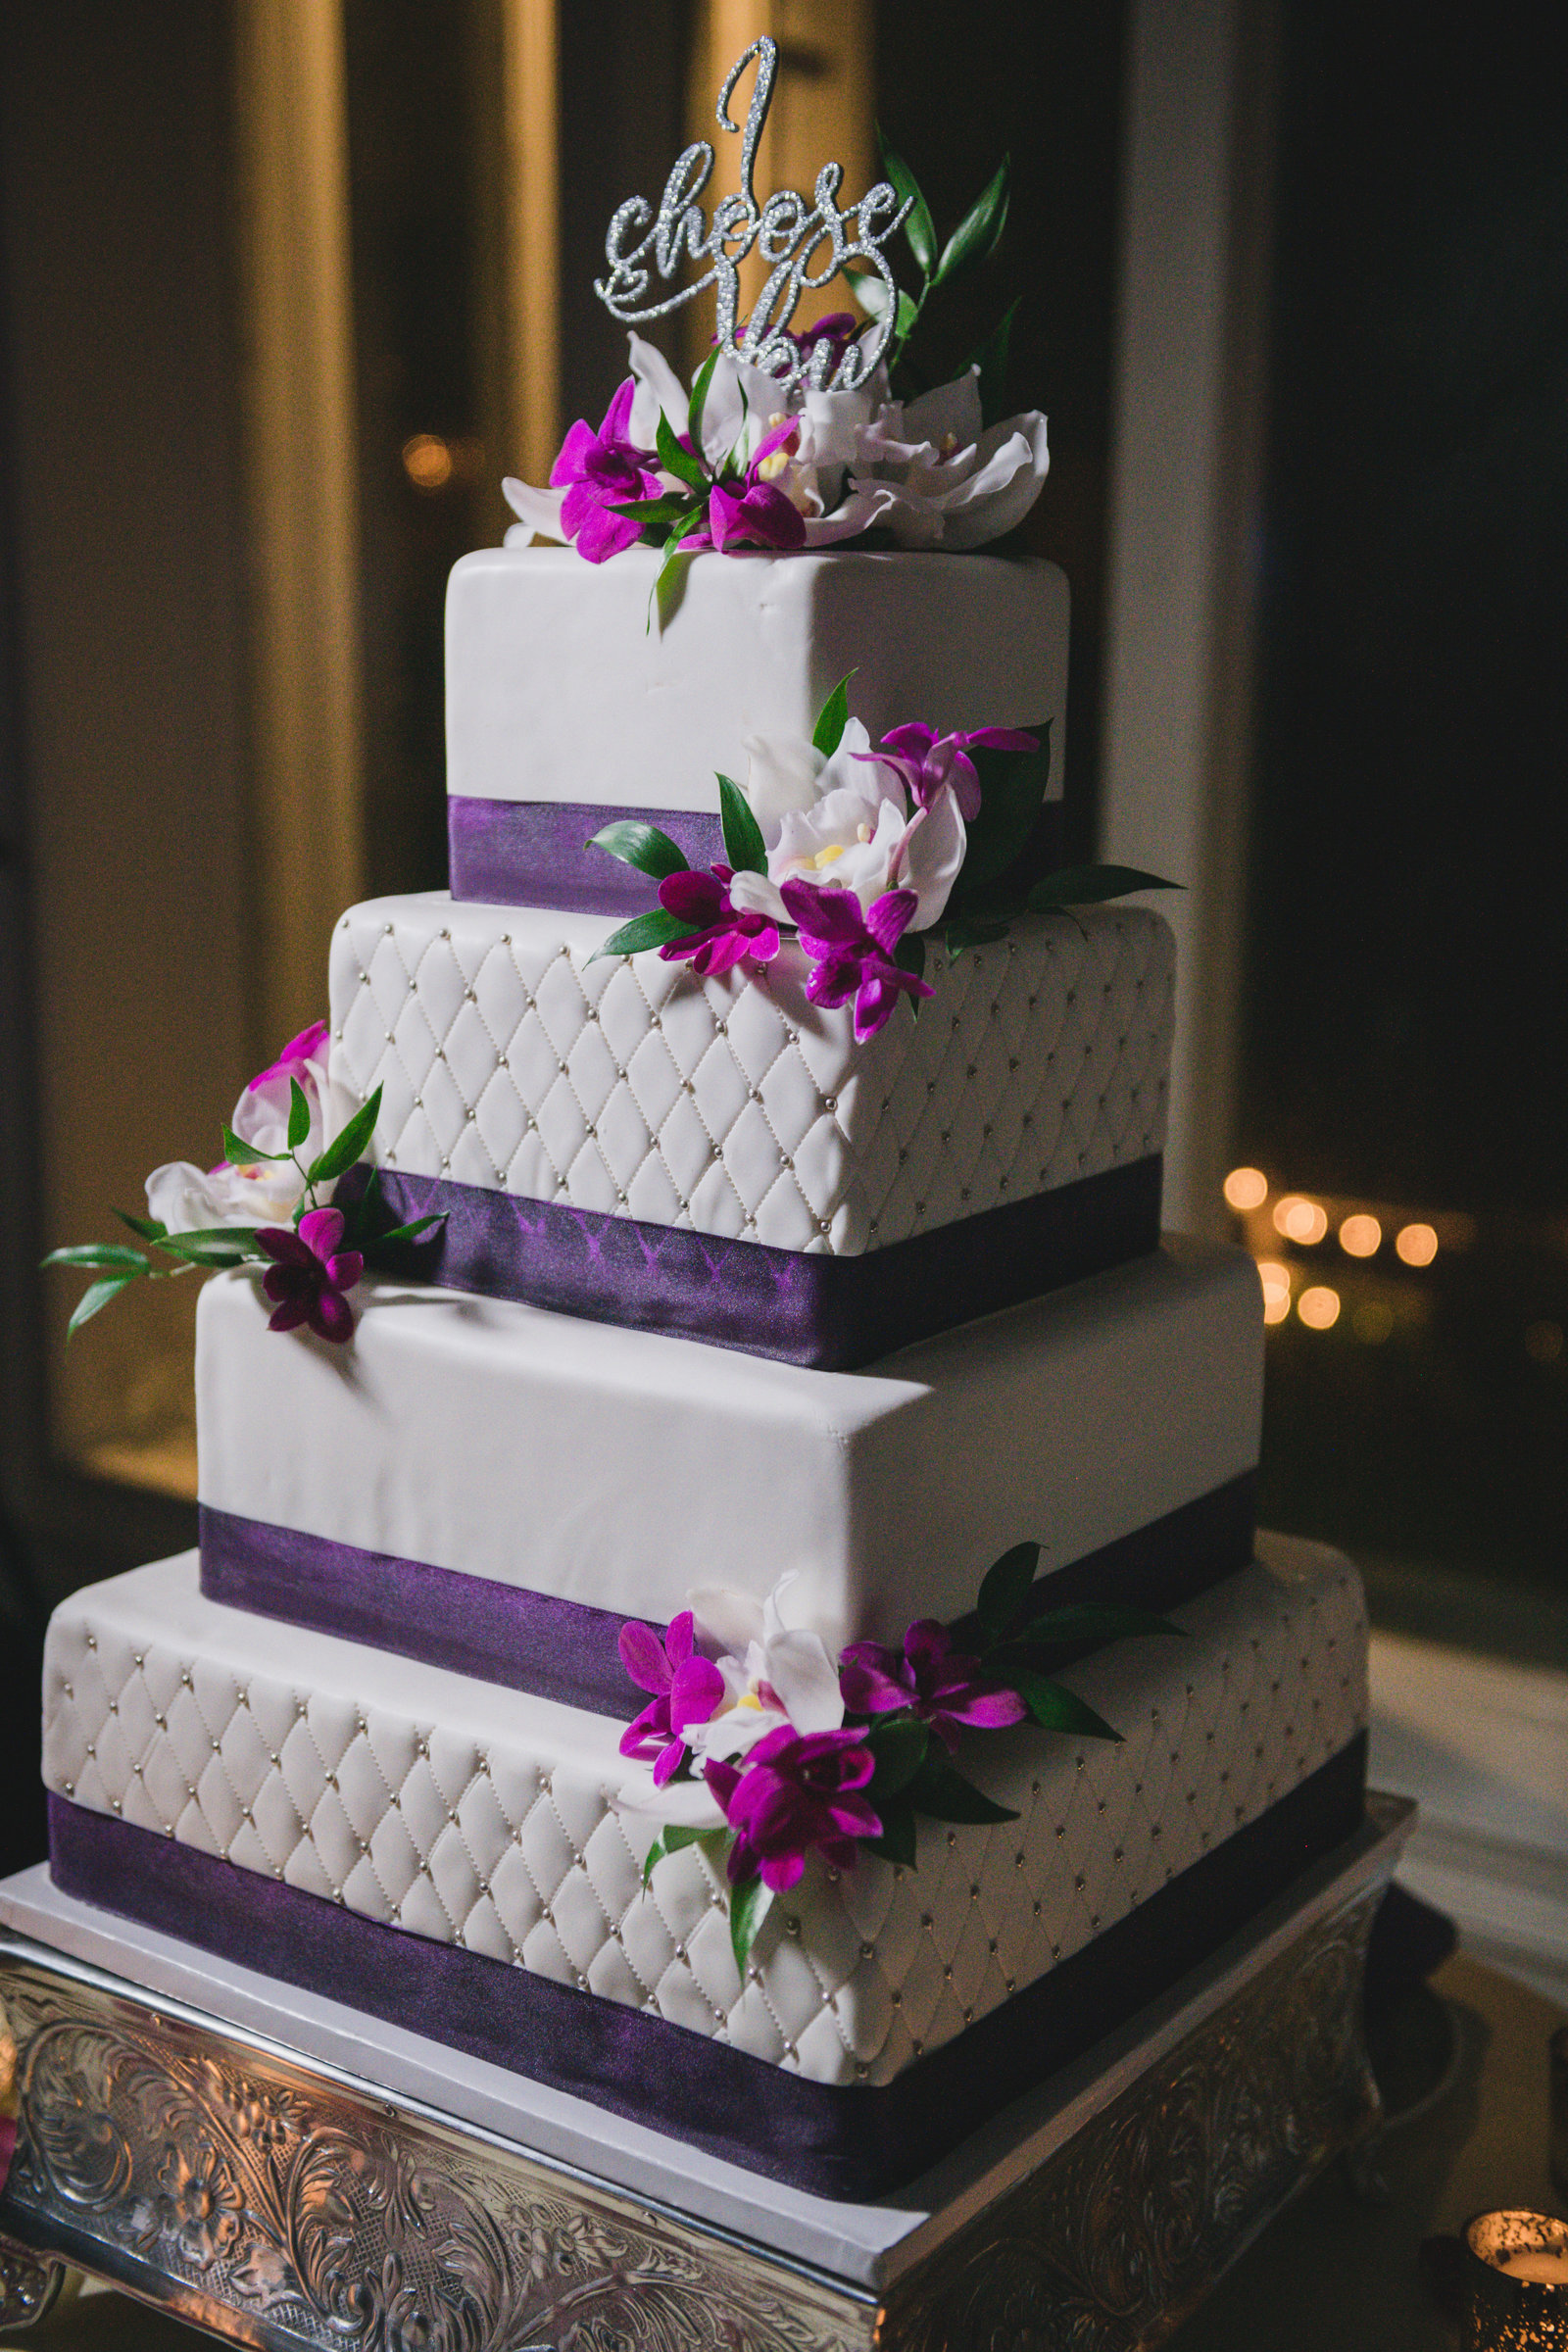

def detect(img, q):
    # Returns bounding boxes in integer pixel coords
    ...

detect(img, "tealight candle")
[1461,2211,1568,2349]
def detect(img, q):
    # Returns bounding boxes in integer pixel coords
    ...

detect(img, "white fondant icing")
[195,1240,1263,1651]
[42,1544,1368,2088]
[328,895,1173,1254]
[445,546,1068,811]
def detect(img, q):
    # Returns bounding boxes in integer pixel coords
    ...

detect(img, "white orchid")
[727,716,967,934]
[685,1573,846,1765]
[846,368,1050,550]
[144,1021,342,1233]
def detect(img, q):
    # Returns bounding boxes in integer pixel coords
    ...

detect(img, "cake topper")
[594,35,910,392]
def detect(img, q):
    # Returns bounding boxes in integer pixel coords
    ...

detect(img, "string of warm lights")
[1221,1166,1453,1341]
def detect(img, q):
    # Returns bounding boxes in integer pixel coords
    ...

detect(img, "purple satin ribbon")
[338,1154,1163,1373]
[449,798,724,914]
[47,1739,1365,2200]
[198,1473,1256,1716]
[447,785,1063,913]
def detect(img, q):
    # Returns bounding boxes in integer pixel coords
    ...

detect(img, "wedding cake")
[38,56,1368,2202]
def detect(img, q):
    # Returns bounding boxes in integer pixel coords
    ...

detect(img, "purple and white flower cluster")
[594,703,1038,1043]
[502,331,1050,564]
[614,1557,1174,1963]
[616,1575,1029,1923]
[47,1029,440,1348]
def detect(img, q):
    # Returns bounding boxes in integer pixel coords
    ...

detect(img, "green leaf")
[153,1229,263,1267]
[893,930,926,987]
[976,1541,1041,1643]
[810,670,856,758]
[587,821,690,881]
[589,906,702,962]
[67,1271,144,1336]
[895,287,919,344]
[651,531,694,632]
[864,1799,918,1869]
[305,1089,382,1189]
[864,1715,929,1801]
[908,1750,1019,1826]
[843,266,889,321]
[730,1871,774,1977]
[942,915,1012,958]
[286,1077,312,1152]
[955,732,1052,893]
[607,492,698,529]
[1011,1671,1123,1743]
[716,773,767,876]
[687,346,721,461]
[1027,864,1181,910]
[970,296,1020,428]
[115,1209,168,1242]
[221,1124,291,1167]
[878,127,936,278]
[656,407,709,495]
[641,1820,711,1886]
[370,1211,448,1250]
[935,155,1010,285]
[1022,1602,1183,1644]
[42,1243,149,1272]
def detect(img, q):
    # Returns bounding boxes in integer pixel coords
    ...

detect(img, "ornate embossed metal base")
[0,1799,1411,2351]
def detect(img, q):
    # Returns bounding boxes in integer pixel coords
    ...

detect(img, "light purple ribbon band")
[198,1473,1256,1716]
[337,1153,1163,1372]
[449,798,724,914]
[48,1741,1364,2199]
[446,784,1062,913]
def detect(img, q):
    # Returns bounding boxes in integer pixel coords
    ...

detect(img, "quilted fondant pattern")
[328,897,1173,1255]
[44,1544,1366,2089]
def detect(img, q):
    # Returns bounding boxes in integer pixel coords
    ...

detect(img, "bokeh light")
[1396,1222,1439,1267]
[402,432,455,491]
[1298,1285,1341,1330]
[1273,1196,1328,1246]
[1339,1213,1381,1258]
[1223,1166,1269,1212]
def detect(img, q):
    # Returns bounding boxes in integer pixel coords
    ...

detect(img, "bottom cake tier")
[39,1536,1368,2197]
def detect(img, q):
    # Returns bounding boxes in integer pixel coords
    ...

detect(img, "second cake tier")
[326,892,1173,1368]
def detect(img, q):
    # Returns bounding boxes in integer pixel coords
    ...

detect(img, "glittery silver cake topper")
[594,36,911,393]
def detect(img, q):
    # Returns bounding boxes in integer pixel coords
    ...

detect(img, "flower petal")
[619,1620,674,1696]
[297,1206,346,1262]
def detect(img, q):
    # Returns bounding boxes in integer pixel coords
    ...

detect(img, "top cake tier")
[445,546,1068,911]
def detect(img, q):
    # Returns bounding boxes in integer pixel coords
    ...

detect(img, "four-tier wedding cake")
[37,57,1369,2201]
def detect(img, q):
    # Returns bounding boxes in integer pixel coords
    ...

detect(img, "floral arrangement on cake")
[41,1024,440,1343]
[509,103,1046,598]
[587,678,1173,1032]
[616,1547,1178,1968]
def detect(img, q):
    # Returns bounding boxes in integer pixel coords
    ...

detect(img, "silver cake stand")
[0,1795,1411,2351]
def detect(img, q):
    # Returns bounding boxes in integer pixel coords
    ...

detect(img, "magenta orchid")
[869,724,1040,822]
[839,1621,1028,1753]
[256,1207,365,1345]
[679,419,808,555]
[655,864,783,977]
[705,1727,880,1893]
[549,378,664,564]
[779,881,935,1042]
[617,1612,726,1787]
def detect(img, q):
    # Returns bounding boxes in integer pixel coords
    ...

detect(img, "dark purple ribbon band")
[448,788,1063,915]
[338,1153,1163,1373]
[48,1739,1365,2201]
[198,1471,1256,1718]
